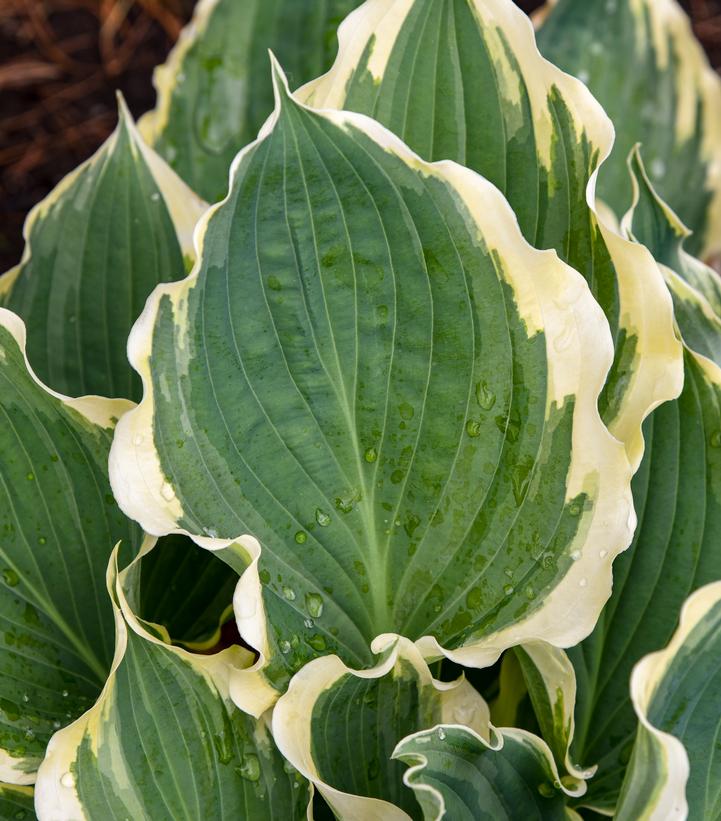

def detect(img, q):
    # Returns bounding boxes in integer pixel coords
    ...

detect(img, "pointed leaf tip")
[268,51,293,108]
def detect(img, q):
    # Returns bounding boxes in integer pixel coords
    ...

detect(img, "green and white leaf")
[615,581,721,821]
[394,725,584,821]
[557,150,721,812]
[0,308,139,783]
[272,637,489,820]
[536,0,721,258]
[297,0,683,468]
[514,642,594,788]
[0,783,35,820]
[0,98,206,401]
[34,544,311,821]
[135,533,238,650]
[140,0,362,203]
[110,64,635,690]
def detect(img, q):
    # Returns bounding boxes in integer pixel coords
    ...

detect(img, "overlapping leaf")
[140,0,362,202]
[543,152,721,813]
[615,582,721,821]
[273,637,488,820]
[34,545,310,821]
[297,0,683,467]
[0,309,139,783]
[0,100,206,401]
[110,64,633,692]
[394,725,583,821]
[536,0,721,257]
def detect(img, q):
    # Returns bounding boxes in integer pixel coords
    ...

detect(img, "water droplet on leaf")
[315,509,331,527]
[305,593,324,618]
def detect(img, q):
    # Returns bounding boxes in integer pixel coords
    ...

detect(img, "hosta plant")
[1,0,720,818]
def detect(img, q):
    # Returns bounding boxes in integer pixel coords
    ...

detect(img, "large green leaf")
[34,545,310,820]
[536,0,721,257]
[615,582,721,821]
[548,151,721,812]
[140,0,363,202]
[0,784,35,820]
[0,100,206,401]
[110,65,633,691]
[394,725,583,821]
[297,0,683,468]
[273,637,489,819]
[0,309,139,783]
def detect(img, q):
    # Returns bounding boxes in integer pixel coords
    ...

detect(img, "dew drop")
[475,380,496,410]
[150,192,161,202]
[569,502,582,517]
[315,508,331,527]
[305,593,324,619]
[26,473,34,482]
[307,634,327,652]
[466,588,482,610]
[399,402,414,421]
[2,569,19,587]
[133,434,144,447]
[570,550,581,562]
[303,618,314,629]
[503,584,514,596]
[525,585,536,600]
[62,690,69,698]
[267,275,282,292]
[364,447,377,463]
[579,577,588,588]
[466,420,482,438]
[38,536,47,545]
[60,772,75,789]
[22,693,29,703]
[160,482,175,501]
[282,586,296,601]
[294,531,307,544]
[53,720,61,729]
[541,552,555,570]
[279,640,291,654]
[577,69,590,84]
[237,753,260,782]
[437,727,447,741]
[23,729,34,741]
[599,549,608,559]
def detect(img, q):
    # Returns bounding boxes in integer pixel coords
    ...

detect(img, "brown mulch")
[0,0,718,272]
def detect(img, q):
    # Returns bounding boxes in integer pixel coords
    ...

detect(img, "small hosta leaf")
[110,66,633,687]
[140,0,363,202]
[0,99,206,401]
[615,582,721,821]
[536,0,721,257]
[394,725,582,821]
[0,309,139,782]
[559,151,721,812]
[297,0,683,469]
[34,546,310,821]
[272,638,489,819]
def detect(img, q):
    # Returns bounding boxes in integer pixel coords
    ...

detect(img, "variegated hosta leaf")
[110,66,634,690]
[297,0,683,468]
[615,582,721,821]
[536,0,721,257]
[394,725,583,821]
[136,534,238,649]
[0,98,206,401]
[0,784,35,820]
[272,637,489,819]
[513,642,593,788]
[140,0,362,202]
[555,152,721,812]
[0,309,139,783]
[34,545,310,821]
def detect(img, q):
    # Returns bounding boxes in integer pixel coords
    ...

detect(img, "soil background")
[0,0,719,272]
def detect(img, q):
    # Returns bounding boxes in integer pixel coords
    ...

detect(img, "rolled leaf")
[34,544,310,821]
[110,64,633,689]
[394,725,583,821]
[136,533,238,649]
[140,0,362,202]
[297,0,683,469]
[272,637,489,819]
[559,150,721,812]
[0,308,140,782]
[536,0,721,257]
[615,582,721,821]
[1,98,206,401]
